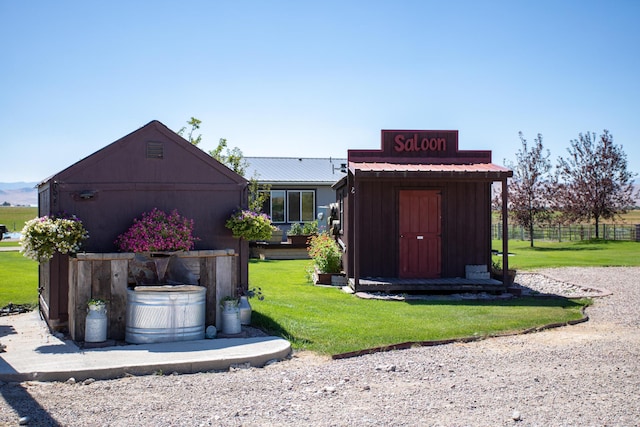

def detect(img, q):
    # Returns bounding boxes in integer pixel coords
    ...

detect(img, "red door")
[399,190,441,278]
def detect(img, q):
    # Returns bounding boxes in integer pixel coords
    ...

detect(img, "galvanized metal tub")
[125,285,206,344]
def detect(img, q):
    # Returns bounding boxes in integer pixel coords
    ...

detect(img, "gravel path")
[2,267,639,426]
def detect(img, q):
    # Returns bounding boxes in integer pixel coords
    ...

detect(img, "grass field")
[493,239,640,270]
[0,251,39,307]
[248,259,587,355]
[0,206,38,232]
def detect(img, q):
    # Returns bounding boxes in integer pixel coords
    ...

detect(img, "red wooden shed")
[37,120,248,330]
[333,130,512,293]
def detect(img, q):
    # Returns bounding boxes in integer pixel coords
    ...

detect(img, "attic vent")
[146,141,164,159]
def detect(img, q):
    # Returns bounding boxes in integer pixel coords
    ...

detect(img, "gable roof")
[40,120,247,186]
[245,157,347,185]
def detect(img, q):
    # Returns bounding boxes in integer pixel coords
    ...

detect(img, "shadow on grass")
[403,296,587,309]
[250,311,313,348]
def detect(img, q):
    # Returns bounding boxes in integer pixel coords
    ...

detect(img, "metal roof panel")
[245,157,347,183]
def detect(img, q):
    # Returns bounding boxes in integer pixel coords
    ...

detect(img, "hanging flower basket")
[20,214,89,262]
[225,209,276,241]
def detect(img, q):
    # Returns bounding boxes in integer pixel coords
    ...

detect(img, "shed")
[38,120,248,330]
[333,130,512,293]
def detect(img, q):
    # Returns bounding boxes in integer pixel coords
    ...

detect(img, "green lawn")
[0,206,38,232]
[0,251,39,307]
[2,240,618,356]
[248,259,587,355]
[493,239,640,270]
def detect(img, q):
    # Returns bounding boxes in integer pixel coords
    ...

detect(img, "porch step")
[465,265,490,280]
[349,277,506,294]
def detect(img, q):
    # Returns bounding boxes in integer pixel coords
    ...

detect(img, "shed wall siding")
[346,179,492,279]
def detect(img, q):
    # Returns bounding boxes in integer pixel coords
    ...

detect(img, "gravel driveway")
[1,267,639,426]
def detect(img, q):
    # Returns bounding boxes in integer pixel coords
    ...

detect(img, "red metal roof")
[350,161,511,174]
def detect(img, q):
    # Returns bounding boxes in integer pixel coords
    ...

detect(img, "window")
[262,190,315,223]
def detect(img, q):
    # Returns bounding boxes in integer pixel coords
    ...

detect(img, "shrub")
[115,208,198,252]
[308,233,342,274]
[287,222,304,236]
[302,220,319,235]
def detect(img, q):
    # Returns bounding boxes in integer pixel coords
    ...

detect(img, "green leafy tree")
[177,117,202,146]
[176,117,271,214]
[553,130,637,239]
[506,132,553,247]
[209,138,247,177]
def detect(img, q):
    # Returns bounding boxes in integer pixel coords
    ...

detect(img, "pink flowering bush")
[115,208,198,252]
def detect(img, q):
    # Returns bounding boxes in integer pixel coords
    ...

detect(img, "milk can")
[239,296,252,325]
[221,299,241,334]
[85,300,107,343]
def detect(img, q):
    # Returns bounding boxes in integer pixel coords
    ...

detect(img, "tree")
[176,117,270,213]
[209,138,247,177]
[506,132,553,247]
[177,117,202,146]
[553,130,637,239]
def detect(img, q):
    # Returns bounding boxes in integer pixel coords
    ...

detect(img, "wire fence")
[492,223,640,242]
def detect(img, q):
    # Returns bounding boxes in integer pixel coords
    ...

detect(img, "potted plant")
[491,259,516,285]
[220,295,239,310]
[87,298,107,311]
[308,233,343,285]
[268,226,284,244]
[225,209,276,241]
[114,208,199,253]
[20,214,90,262]
[287,221,318,245]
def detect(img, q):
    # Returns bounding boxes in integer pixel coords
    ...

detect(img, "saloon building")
[333,130,512,292]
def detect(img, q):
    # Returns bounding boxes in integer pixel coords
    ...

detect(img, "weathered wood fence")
[68,250,238,342]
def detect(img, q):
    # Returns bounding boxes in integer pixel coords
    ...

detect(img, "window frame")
[262,189,316,224]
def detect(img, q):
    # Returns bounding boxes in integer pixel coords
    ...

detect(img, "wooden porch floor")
[350,277,507,294]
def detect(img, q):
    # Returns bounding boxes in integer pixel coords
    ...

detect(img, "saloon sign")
[394,133,446,153]
[381,130,458,157]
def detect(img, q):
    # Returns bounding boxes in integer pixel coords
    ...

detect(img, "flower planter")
[313,268,346,286]
[268,230,284,243]
[287,234,312,245]
[491,269,517,285]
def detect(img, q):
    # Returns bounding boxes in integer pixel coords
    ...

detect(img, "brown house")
[38,120,248,330]
[334,130,512,293]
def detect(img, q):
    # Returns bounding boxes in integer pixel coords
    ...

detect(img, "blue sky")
[1,0,639,182]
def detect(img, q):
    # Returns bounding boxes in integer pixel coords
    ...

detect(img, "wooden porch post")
[353,174,360,290]
[501,176,509,284]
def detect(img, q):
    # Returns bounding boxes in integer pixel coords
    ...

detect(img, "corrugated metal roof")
[245,157,348,183]
[350,161,511,174]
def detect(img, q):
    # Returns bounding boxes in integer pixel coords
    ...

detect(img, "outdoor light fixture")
[79,190,96,200]
[332,163,347,174]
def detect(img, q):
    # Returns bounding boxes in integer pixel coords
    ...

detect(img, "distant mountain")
[0,182,38,206]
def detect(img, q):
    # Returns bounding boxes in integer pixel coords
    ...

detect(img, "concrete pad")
[0,311,291,382]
